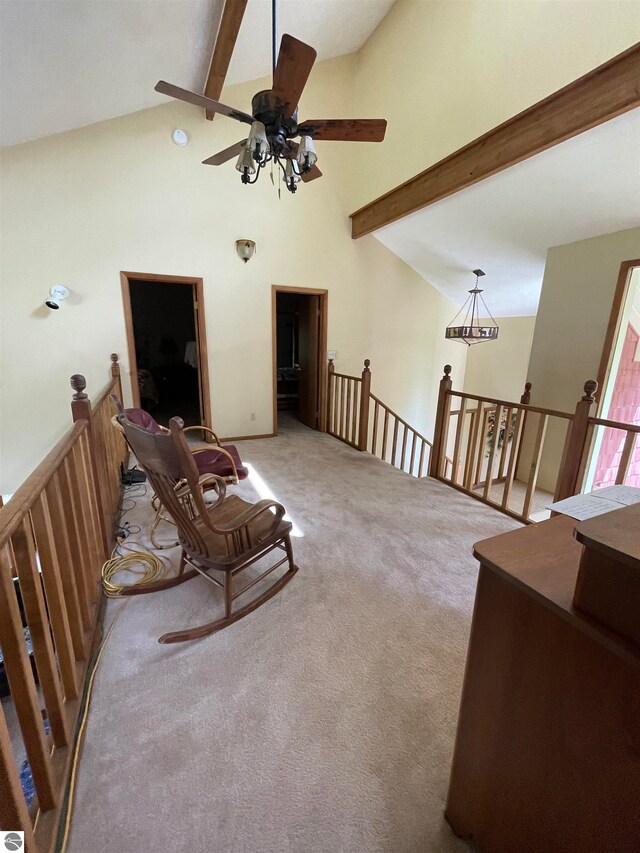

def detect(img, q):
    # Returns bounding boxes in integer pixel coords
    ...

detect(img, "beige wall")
[527,227,640,491]
[0,55,466,493]
[349,0,640,209]
[462,316,536,402]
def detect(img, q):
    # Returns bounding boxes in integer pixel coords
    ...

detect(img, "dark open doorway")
[272,286,328,434]
[121,271,212,430]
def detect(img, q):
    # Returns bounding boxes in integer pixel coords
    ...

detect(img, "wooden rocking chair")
[118,412,298,643]
[110,394,248,548]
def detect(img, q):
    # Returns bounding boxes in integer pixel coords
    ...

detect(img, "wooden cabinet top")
[473,513,639,666]
[574,502,640,568]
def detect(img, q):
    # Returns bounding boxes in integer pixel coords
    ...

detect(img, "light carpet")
[66,417,520,853]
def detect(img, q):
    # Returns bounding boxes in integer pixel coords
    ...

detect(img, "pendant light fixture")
[445,269,499,345]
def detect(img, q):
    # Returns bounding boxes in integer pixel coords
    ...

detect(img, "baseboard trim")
[221,432,276,442]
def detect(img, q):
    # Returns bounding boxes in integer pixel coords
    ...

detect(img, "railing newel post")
[554,379,598,501]
[358,359,371,451]
[70,373,110,553]
[520,381,532,405]
[429,365,453,478]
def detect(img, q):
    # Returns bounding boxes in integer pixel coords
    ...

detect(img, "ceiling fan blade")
[202,140,248,165]
[272,34,317,119]
[300,164,323,183]
[297,119,387,142]
[154,81,254,125]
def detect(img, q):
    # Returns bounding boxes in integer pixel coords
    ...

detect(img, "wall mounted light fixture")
[235,239,256,263]
[46,285,70,310]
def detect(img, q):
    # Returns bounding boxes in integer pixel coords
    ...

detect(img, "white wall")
[0,55,466,493]
[462,316,536,401]
[527,227,640,491]
[349,0,640,210]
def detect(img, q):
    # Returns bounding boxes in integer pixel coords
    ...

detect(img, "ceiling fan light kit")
[154,0,386,195]
[445,269,499,345]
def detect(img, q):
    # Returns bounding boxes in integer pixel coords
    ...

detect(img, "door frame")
[596,258,640,413]
[120,270,213,432]
[271,285,328,436]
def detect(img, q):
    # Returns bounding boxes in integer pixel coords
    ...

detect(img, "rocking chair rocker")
[118,412,298,643]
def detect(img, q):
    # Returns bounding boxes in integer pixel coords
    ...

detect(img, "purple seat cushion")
[194,445,249,481]
[124,407,162,434]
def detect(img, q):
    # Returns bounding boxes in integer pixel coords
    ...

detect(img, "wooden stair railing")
[429,364,640,523]
[0,355,127,852]
[326,358,444,478]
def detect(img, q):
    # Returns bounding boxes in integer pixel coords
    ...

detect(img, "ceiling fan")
[154,0,387,193]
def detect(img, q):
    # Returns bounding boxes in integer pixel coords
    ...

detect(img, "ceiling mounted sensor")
[445,270,499,345]
[154,0,387,194]
[46,284,70,310]
[172,128,189,146]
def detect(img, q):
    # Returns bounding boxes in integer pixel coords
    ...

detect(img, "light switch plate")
[328,350,338,360]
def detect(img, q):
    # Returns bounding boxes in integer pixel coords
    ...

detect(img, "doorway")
[586,259,640,489]
[272,286,328,434]
[120,271,212,430]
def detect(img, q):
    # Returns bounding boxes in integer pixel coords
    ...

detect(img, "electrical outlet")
[328,350,338,360]
[250,412,256,421]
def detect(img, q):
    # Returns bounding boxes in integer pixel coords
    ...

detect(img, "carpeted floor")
[66,417,520,853]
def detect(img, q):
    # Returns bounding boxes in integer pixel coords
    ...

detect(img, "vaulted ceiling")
[0,0,394,147]
[374,109,640,317]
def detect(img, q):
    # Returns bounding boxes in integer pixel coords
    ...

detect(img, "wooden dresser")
[445,510,640,852]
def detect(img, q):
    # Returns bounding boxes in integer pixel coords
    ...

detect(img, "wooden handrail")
[0,354,126,852]
[369,394,432,445]
[327,358,435,477]
[589,416,640,433]
[0,421,88,548]
[449,390,574,421]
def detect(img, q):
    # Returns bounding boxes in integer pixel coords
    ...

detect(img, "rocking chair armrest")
[214,499,286,536]
[197,473,227,504]
[183,425,222,445]
[191,444,239,481]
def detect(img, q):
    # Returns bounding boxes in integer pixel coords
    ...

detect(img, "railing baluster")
[12,518,69,748]
[483,405,503,502]
[31,492,79,701]
[351,383,358,444]
[57,458,92,630]
[502,408,525,511]
[345,380,352,443]
[372,400,380,455]
[0,703,37,849]
[45,474,87,660]
[419,439,426,477]
[391,417,399,467]
[382,409,390,462]
[451,400,468,484]
[474,407,491,487]
[498,406,513,479]
[464,408,482,490]
[615,430,636,485]
[340,377,346,439]
[409,431,417,476]
[522,413,549,519]
[400,424,408,471]
[0,544,57,811]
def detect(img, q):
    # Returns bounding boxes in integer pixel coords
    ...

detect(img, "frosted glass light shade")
[235,148,257,174]
[247,121,269,159]
[285,159,301,183]
[296,136,317,168]
[235,240,256,263]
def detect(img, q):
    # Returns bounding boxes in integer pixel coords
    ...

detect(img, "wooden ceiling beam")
[350,42,640,239]
[203,0,248,121]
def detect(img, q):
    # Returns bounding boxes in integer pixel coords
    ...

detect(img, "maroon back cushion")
[124,408,162,434]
